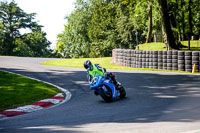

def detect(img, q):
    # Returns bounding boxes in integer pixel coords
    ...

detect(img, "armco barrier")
[112,49,200,72]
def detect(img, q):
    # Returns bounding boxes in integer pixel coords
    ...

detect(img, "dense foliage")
[57,0,200,58]
[0,1,53,57]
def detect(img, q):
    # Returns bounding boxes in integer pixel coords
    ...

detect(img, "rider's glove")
[104,73,108,79]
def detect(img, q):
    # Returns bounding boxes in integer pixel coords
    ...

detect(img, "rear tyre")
[119,86,126,98]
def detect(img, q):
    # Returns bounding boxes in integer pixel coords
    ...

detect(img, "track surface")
[1,56,200,133]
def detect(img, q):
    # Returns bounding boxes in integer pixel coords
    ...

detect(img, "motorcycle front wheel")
[99,85,113,102]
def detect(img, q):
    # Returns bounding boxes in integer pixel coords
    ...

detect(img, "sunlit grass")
[0,71,61,111]
[181,40,200,50]
[136,42,166,50]
[137,40,200,51]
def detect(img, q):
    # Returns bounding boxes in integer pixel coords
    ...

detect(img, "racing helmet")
[84,60,93,70]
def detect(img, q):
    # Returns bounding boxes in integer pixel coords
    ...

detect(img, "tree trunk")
[157,0,179,50]
[188,0,192,50]
[181,0,185,41]
[146,1,152,43]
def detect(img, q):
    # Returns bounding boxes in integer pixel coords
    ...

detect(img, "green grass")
[42,57,125,69]
[42,57,146,70]
[181,40,200,50]
[41,57,195,74]
[136,42,166,50]
[136,40,200,51]
[0,71,61,111]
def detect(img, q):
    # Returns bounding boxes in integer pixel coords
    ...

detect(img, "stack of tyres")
[142,50,146,68]
[163,51,167,70]
[149,51,153,69]
[185,51,192,72]
[123,49,126,66]
[146,51,150,69]
[138,50,142,68]
[115,49,118,64]
[120,49,124,66]
[153,51,158,69]
[122,49,126,66]
[192,51,199,72]
[112,49,116,64]
[115,49,118,65]
[158,51,163,69]
[135,50,139,68]
[131,50,136,68]
[116,49,122,65]
[167,51,172,70]
[172,51,178,70]
[178,51,185,71]
[117,49,122,66]
[124,50,127,66]
[126,50,131,67]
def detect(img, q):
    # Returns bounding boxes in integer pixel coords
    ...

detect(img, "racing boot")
[115,82,122,90]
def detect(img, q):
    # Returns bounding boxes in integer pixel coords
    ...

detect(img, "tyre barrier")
[192,51,199,72]
[125,50,131,67]
[153,51,158,69]
[185,51,192,72]
[167,51,172,70]
[163,51,167,70]
[131,50,136,68]
[145,51,149,69]
[178,51,185,71]
[113,49,200,73]
[158,51,163,69]
[149,51,153,69]
[142,50,146,68]
[172,51,178,71]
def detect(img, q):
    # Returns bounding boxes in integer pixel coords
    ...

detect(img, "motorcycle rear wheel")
[119,86,126,98]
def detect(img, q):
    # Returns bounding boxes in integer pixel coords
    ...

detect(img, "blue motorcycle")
[90,74,126,102]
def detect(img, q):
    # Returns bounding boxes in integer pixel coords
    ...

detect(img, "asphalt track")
[1,56,200,133]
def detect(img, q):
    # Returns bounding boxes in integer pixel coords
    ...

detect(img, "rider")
[83,60,121,91]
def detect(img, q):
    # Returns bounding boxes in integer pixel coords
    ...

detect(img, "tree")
[56,0,92,58]
[146,0,152,43]
[0,1,38,55]
[192,0,200,38]
[165,0,199,43]
[157,0,179,50]
[14,28,51,57]
[57,0,199,58]
[115,0,135,48]
[188,0,192,49]
[88,0,117,57]
[0,1,52,57]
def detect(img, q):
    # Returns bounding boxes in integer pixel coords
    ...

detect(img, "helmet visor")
[87,65,93,71]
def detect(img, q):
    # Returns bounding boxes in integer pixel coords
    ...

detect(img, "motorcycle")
[90,74,126,102]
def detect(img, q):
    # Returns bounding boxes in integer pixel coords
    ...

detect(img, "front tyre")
[99,85,113,102]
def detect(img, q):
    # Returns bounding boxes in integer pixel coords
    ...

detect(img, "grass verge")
[136,42,166,50]
[41,57,196,74]
[136,40,200,51]
[0,71,61,111]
